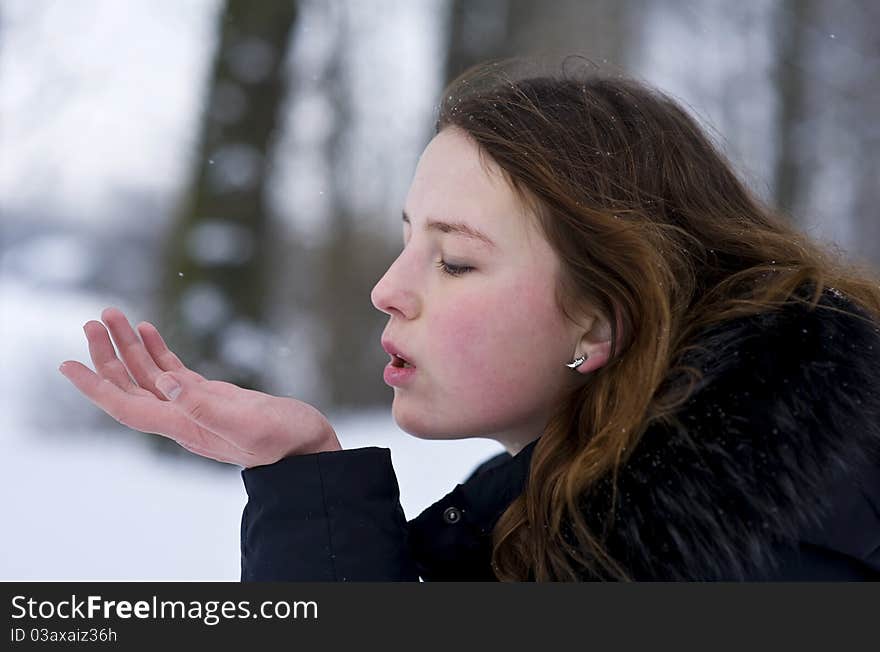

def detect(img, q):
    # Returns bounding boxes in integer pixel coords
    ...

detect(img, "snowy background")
[0,0,502,581]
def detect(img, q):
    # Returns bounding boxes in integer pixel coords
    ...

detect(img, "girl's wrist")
[289,407,342,456]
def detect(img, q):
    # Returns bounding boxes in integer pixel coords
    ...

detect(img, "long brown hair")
[435,57,880,581]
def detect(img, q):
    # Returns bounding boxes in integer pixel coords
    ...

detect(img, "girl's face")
[370,127,594,454]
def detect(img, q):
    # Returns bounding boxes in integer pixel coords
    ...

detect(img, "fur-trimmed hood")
[584,285,880,579]
[408,286,880,580]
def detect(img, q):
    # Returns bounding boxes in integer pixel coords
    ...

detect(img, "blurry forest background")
[1,0,878,579]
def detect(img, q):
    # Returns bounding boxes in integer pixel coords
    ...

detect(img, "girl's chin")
[392,410,467,441]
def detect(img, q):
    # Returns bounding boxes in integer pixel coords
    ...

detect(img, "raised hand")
[58,307,341,467]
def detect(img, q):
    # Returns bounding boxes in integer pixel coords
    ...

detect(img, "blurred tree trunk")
[848,2,880,269]
[772,0,813,220]
[280,3,395,411]
[444,0,510,82]
[444,0,639,85]
[852,151,880,269]
[159,1,298,394]
[310,6,375,408]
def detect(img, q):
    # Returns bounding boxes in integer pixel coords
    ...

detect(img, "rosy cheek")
[430,281,546,378]
[431,294,495,366]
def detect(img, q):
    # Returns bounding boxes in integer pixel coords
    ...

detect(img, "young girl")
[60,60,880,581]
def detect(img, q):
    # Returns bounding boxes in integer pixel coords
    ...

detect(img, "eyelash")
[401,236,473,277]
[436,260,474,277]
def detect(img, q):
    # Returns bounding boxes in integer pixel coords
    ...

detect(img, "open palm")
[59,307,340,467]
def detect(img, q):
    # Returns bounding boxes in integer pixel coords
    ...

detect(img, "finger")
[155,371,277,452]
[84,321,139,391]
[59,360,163,418]
[101,307,167,397]
[136,321,207,383]
[59,361,255,465]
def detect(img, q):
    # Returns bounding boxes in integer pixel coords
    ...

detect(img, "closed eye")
[436,260,474,277]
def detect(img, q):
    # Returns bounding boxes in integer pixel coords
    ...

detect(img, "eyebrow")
[402,210,496,249]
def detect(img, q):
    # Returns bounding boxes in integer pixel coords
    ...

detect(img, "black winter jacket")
[240,287,880,581]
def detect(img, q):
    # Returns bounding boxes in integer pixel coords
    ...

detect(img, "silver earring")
[565,353,588,369]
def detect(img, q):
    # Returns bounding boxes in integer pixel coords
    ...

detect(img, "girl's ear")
[570,311,615,375]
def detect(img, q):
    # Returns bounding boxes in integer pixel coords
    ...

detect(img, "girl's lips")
[381,339,416,367]
[383,362,417,386]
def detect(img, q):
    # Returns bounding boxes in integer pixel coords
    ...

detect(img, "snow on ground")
[1,413,502,581]
[2,429,248,581]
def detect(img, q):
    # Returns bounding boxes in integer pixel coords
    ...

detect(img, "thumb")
[156,371,219,431]
[155,373,182,401]
[153,371,269,450]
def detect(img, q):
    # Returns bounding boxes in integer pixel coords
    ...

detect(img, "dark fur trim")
[581,287,880,580]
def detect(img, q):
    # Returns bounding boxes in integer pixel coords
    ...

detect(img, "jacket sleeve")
[240,447,419,581]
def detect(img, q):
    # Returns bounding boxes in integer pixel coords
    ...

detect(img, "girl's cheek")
[433,299,492,362]
[431,289,522,369]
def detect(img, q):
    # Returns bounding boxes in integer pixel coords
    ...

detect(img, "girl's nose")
[370,256,419,319]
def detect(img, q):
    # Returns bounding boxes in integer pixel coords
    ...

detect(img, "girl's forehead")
[413,131,500,192]
[407,130,539,249]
